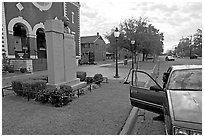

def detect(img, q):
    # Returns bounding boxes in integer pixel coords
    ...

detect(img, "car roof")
[171,65,202,71]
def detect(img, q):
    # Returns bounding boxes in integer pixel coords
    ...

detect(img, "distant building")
[106,43,132,60]
[2,2,81,60]
[81,32,106,63]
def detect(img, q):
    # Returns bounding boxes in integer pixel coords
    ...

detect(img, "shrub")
[48,85,74,107]
[12,80,23,96]
[93,74,103,84]
[60,85,74,97]
[36,85,57,104]
[11,79,46,98]
[22,80,46,98]
[2,64,9,71]
[11,79,75,107]
[76,71,87,81]
[85,77,93,84]
[8,65,14,73]
[20,67,27,73]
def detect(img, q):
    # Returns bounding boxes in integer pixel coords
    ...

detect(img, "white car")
[165,56,175,61]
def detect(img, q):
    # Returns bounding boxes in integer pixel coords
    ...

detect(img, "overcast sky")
[80,0,202,53]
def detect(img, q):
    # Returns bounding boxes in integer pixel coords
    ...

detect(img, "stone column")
[45,19,65,85]
[64,33,78,82]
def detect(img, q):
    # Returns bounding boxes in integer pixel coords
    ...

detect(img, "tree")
[192,29,202,56]
[175,29,202,57]
[176,37,190,57]
[119,17,164,61]
[105,17,164,62]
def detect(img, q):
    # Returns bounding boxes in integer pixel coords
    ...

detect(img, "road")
[130,56,202,135]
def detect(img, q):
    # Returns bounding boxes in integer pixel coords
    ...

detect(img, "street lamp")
[130,40,135,69]
[114,27,120,78]
[130,40,135,85]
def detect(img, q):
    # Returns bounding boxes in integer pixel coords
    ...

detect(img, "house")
[2,2,80,71]
[80,32,106,63]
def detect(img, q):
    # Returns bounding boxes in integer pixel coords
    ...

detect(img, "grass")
[2,80,133,135]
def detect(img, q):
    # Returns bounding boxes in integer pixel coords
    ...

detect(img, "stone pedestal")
[44,19,81,87]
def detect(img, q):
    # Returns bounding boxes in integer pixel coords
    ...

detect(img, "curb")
[119,107,139,135]
[119,61,159,135]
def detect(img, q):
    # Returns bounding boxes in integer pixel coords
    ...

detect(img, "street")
[130,56,202,135]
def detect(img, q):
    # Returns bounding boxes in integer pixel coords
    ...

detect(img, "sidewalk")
[2,60,157,135]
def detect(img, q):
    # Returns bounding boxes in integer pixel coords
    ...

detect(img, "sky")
[80,0,202,53]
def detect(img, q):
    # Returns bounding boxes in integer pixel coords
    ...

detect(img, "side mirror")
[162,72,169,83]
[150,85,163,92]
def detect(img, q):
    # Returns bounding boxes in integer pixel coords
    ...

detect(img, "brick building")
[81,33,106,63]
[2,2,81,61]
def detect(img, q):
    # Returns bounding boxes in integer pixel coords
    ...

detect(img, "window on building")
[72,12,74,23]
[85,44,90,48]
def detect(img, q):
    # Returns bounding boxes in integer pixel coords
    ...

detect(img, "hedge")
[11,73,104,107]
[12,79,46,97]
[11,79,74,107]
[93,74,103,84]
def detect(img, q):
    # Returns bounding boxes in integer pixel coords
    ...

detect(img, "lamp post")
[130,40,135,69]
[114,27,120,78]
[130,40,135,85]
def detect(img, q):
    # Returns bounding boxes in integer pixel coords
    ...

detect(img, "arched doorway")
[13,23,30,58]
[36,28,47,58]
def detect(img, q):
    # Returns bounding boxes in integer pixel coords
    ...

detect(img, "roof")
[81,35,100,44]
[171,65,202,71]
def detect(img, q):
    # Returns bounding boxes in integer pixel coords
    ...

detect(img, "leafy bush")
[76,71,86,81]
[8,65,14,73]
[22,80,46,98]
[85,77,93,84]
[2,64,9,71]
[93,74,103,84]
[60,85,74,97]
[11,79,75,107]
[12,80,23,96]
[49,85,73,107]
[36,85,56,104]
[20,68,27,73]
[12,79,46,98]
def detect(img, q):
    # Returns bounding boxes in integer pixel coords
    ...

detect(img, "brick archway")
[8,16,34,37]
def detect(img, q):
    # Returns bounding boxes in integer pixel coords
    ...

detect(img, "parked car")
[165,56,175,61]
[130,65,202,135]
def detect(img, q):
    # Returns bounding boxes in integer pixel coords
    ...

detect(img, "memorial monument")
[44,18,85,88]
